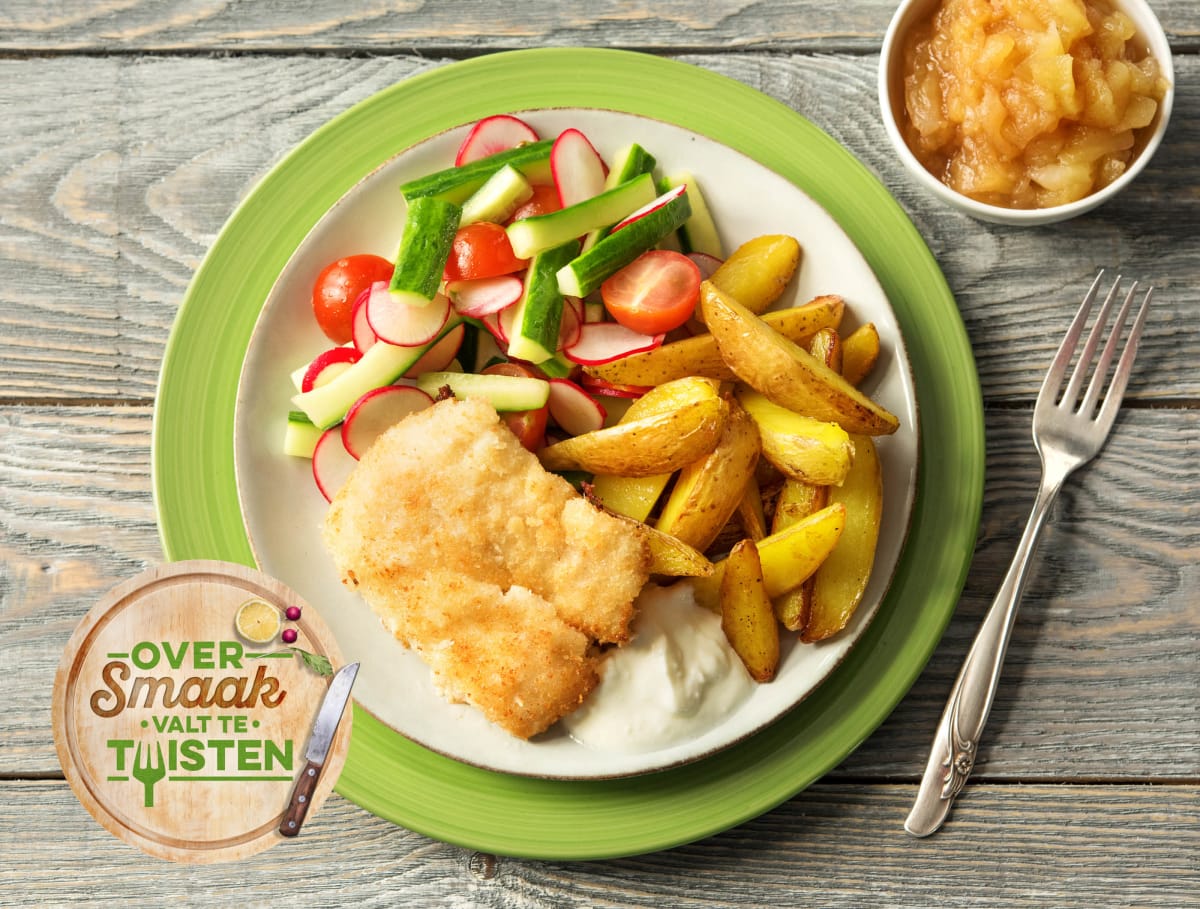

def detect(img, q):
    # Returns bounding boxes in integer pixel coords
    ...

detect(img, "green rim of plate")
[153,48,983,860]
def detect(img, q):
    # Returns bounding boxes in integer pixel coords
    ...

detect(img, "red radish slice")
[687,252,723,280]
[547,378,606,436]
[455,115,540,166]
[612,184,687,233]
[404,323,466,377]
[551,129,607,209]
[341,385,434,460]
[497,299,519,344]
[367,285,452,347]
[447,275,523,317]
[352,284,379,352]
[312,427,360,503]
[563,321,664,365]
[557,296,583,350]
[301,346,362,393]
[580,374,653,399]
[480,310,509,348]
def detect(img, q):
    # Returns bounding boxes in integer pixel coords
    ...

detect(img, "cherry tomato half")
[481,361,548,452]
[312,254,394,344]
[508,184,562,222]
[600,250,702,335]
[443,222,527,283]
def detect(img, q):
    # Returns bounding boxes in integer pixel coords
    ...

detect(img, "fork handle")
[905,471,1064,837]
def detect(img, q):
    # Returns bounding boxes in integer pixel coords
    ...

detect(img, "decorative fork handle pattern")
[906,463,1069,837]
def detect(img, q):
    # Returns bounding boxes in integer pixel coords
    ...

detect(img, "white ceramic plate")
[234,108,919,780]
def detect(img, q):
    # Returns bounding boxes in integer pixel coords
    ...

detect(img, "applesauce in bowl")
[879,0,1173,223]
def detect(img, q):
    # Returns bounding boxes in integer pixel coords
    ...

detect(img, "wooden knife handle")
[278,759,322,838]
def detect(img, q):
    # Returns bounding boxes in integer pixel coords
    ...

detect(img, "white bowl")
[878,0,1175,225]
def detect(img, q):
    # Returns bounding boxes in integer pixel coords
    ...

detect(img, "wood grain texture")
[0,53,1196,402]
[0,0,1195,52]
[2,408,1195,780]
[0,780,1195,907]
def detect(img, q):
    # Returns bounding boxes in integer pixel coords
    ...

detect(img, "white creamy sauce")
[562,582,754,753]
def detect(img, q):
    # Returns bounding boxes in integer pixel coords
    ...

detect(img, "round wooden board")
[52,560,352,863]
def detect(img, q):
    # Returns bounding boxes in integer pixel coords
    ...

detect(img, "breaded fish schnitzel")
[322,396,651,739]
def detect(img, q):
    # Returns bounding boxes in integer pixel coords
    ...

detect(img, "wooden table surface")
[1,2,1196,906]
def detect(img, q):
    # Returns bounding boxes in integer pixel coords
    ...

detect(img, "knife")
[279,661,359,837]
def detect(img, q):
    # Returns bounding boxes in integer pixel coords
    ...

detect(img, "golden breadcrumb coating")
[322,396,650,738]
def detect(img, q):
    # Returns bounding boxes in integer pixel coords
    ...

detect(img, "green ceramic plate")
[154,48,983,860]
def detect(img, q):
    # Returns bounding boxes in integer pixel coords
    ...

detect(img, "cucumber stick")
[661,172,722,257]
[283,411,323,459]
[415,371,549,412]
[506,172,656,259]
[505,240,580,364]
[389,196,462,306]
[293,318,464,430]
[582,143,658,252]
[556,187,693,298]
[460,165,533,226]
[400,140,554,204]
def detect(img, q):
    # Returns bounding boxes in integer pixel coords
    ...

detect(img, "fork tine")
[1039,270,1105,405]
[1079,280,1138,418]
[1060,272,1123,409]
[1094,285,1153,433]
[134,741,143,768]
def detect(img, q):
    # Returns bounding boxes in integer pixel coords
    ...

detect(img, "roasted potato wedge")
[720,540,780,682]
[691,502,847,611]
[655,397,760,552]
[808,327,843,374]
[605,513,715,577]
[736,387,854,486]
[705,234,802,317]
[539,396,726,477]
[842,322,881,387]
[581,295,844,387]
[736,475,768,541]
[771,479,830,632]
[590,473,670,522]
[802,435,883,642]
[701,282,900,436]
[588,378,720,518]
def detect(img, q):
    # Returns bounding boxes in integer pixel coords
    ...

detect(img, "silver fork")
[905,270,1154,838]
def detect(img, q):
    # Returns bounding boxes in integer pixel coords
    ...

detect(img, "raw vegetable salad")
[284,113,726,500]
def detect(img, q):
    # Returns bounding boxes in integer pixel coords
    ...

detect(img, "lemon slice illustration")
[235,598,282,644]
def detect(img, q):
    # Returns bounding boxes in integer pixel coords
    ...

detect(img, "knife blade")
[279,661,358,837]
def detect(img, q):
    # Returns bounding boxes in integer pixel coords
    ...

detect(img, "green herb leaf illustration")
[291,647,333,677]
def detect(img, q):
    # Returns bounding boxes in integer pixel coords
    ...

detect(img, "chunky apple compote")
[901,0,1169,209]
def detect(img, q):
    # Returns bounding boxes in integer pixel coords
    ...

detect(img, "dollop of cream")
[562,582,754,753]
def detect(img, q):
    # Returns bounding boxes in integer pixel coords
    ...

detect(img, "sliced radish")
[498,299,519,345]
[563,321,664,365]
[547,378,606,436]
[367,285,452,347]
[455,115,540,166]
[312,427,360,503]
[687,252,724,280]
[579,374,653,399]
[447,275,524,318]
[551,129,607,209]
[301,346,362,393]
[557,296,583,350]
[341,385,434,459]
[480,310,509,348]
[404,323,465,377]
[611,184,687,233]
[352,284,379,353]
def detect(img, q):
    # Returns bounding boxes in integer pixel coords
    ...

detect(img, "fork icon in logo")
[132,742,166,807]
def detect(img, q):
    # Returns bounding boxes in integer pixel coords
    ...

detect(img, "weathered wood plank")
[0,53,1196,403]
[2,406,1195,778]
[0,780,1195,907]
[0,0,1195,52]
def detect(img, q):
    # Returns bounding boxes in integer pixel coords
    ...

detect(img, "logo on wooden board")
[52,560,353,863]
